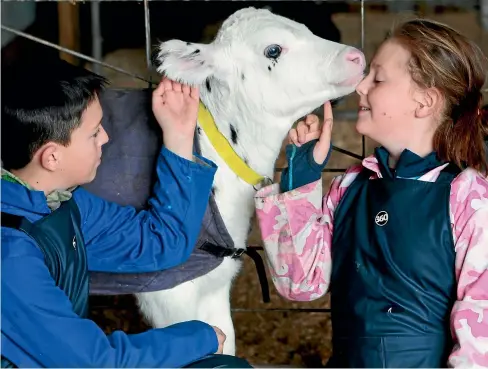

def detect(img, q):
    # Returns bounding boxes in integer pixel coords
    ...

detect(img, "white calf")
[136,6,365,356]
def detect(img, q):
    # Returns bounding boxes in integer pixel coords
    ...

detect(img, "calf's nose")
[344,48,365,68]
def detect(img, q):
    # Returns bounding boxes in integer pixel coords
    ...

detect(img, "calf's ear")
[156,40,223,86]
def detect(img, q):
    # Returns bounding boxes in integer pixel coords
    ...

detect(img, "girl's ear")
[414,87,441,119]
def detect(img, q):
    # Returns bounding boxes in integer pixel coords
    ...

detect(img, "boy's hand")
[212,326,226,354]
[288,101,333,165]
[152,77,200,161]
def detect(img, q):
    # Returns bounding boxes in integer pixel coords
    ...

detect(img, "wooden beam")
[57,1,80,65]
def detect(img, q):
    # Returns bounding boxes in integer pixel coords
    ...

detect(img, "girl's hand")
[288,101,334,164]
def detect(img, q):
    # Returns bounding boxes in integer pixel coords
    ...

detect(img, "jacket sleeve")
[74,147,217,273]
[279,140,331,193]
[254,165,361,301]
[1,233,218,368]
[447,169,488,368]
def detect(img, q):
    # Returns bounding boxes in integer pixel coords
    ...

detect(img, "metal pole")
[90,1,102,75]
[0,25,154,85]
[360,0,366,159]
[144,0,152,88]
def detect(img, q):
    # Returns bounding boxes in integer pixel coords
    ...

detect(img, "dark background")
[2,1,355,68]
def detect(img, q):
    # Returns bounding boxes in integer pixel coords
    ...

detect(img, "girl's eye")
[93,128,101,137]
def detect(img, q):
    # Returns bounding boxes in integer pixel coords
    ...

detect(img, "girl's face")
[355,40,437,159]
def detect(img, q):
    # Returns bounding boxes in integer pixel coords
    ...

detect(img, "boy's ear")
[38,143,61,172]
[155,40,222,85]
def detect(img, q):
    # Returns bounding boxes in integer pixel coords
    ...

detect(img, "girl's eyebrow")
[370,62,383,70]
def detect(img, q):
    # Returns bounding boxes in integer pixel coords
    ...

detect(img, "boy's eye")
[93,128,101,137]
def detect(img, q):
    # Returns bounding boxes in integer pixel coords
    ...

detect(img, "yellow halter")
[197,102,267,187]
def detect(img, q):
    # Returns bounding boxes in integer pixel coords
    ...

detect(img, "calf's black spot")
[230,125,238,145]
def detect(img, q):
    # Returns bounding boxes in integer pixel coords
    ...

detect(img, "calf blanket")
[84,88,269,298]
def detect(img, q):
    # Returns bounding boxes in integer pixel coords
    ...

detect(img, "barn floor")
[87,8,488,367]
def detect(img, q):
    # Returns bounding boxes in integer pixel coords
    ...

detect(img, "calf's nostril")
[345,51,365,67]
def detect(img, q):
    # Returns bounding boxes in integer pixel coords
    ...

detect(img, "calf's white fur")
[135,7,365,355]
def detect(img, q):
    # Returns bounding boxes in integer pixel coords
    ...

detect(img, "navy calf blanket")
[83,88,240,295]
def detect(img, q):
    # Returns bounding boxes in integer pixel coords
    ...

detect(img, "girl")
[254,19,488,368]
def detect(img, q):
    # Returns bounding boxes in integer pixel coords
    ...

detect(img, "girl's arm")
[254,165,361,301]
[447,169,488,368]
[279,139,331,193]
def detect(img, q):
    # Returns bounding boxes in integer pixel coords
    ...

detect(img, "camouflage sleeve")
[254,166,361,301]
[447,168,488,368]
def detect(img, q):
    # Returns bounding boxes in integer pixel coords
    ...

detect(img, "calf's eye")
[264,44,282,59]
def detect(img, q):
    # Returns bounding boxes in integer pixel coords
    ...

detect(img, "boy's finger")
[182,83,190,96]
[162,77,173,92]
[153,78,166,96]
[190,85,200,100]
[172,80,182,92]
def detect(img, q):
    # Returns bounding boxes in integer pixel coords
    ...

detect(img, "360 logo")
[375,211,388,226]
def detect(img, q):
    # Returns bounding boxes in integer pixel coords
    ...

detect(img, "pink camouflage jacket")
[254,154,488,368]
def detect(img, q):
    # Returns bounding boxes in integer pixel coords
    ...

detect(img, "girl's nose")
[355,77,368,96]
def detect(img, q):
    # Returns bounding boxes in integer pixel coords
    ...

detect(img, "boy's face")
[56,97,109,187]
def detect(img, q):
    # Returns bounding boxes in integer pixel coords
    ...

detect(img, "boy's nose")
[100,126,109,145]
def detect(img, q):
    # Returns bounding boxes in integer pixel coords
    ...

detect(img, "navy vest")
[327,162,461,368]
[1,198,88,368]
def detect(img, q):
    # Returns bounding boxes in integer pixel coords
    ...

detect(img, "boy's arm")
[75,146,217,273]
[447,171,488,368]
[1,234,218,368]
[254,165,360,301]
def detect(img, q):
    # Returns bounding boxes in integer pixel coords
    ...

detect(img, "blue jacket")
[1,147,220,368]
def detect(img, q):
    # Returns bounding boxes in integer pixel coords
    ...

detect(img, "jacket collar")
[1,168,76,213]
[1,179,52,215]
[362,147,447,180]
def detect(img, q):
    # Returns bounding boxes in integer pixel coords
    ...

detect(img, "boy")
[1,59,250,368]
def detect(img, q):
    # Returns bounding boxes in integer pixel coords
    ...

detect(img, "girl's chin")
[355,119,369,136]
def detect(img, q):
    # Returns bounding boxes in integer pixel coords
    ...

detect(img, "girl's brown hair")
[388,19,488,174]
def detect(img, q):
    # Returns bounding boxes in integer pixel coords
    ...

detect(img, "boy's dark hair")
[1,59,109,170]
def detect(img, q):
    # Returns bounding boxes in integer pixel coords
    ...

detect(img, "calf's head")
[156,7,365,125]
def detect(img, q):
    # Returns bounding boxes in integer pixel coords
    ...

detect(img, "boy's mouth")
[359,106,370,112]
